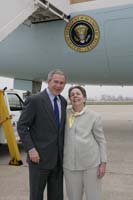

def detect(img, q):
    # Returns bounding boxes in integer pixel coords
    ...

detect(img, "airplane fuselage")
[0,0,133,86]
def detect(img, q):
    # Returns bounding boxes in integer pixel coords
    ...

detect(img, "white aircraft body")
[0,0,133,91]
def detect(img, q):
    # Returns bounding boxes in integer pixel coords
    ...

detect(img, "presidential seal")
[64,15,100,52]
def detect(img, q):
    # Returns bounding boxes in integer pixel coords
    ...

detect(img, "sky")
[0,76,133,99]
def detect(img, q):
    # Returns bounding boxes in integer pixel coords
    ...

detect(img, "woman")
[63,86,107,200]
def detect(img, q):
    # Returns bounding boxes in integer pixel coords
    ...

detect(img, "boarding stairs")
[0,0,70,42]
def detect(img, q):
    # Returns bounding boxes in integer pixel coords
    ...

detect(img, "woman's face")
[69,88,86,107]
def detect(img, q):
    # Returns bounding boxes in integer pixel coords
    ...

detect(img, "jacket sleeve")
[17,96,36,152]
[92,115,107,163]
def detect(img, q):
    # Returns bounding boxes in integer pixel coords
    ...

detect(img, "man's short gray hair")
[47,69,67,82]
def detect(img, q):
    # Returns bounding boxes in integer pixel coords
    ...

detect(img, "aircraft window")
[7,93,24,111]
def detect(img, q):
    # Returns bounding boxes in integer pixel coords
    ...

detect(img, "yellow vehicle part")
[0,89,22,165]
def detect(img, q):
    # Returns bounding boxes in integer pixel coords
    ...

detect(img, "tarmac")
[0,105,133,200]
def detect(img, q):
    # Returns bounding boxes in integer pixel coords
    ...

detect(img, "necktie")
[53,96,60,129]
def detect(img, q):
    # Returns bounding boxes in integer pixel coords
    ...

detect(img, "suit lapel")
[40,90,57,130]
[40,90,66,131]
[59,96,66,131]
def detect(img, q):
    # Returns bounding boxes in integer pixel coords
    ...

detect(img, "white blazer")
[63,107,107,170]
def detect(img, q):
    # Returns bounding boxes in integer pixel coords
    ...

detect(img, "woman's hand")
[97,162,106,178]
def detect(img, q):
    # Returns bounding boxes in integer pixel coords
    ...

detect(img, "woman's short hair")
[68,85,87,99]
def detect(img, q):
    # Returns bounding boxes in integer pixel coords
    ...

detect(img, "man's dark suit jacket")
[17,89,67,169]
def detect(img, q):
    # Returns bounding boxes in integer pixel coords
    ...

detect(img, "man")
[17,69,67,200]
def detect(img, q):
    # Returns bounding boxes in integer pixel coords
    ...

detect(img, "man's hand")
[28,148,40,164]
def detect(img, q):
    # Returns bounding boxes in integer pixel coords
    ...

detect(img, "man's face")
[48,74,66,96]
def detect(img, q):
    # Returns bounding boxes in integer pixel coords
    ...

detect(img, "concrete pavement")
[0,105,133,200]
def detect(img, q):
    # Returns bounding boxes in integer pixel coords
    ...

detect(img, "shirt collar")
[46,88,59,101]
[70,106,87,116]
